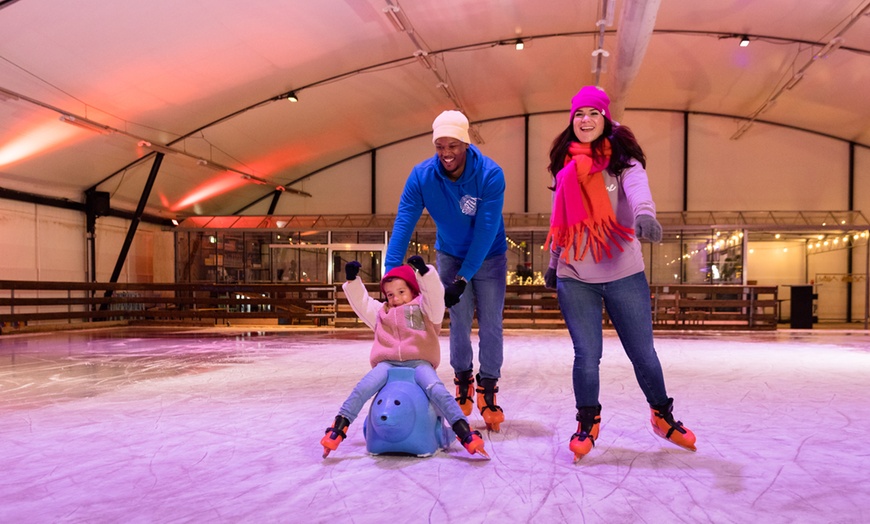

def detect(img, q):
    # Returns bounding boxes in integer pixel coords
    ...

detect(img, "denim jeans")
[556,271,669,409]
[338,360,465,425]
[436,251,507,380]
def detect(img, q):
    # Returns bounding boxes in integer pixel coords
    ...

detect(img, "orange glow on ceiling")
[242,143,320,176]
[171,173,248,211]
[0,121,80,167]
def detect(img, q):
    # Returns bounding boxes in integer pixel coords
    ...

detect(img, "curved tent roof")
[1,0,868,219]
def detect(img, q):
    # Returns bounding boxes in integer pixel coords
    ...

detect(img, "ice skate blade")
[653,429,697,452]
[322,448,331,459]
[664,438,697,452]
[484,421,501,432]
[475,449,491,460]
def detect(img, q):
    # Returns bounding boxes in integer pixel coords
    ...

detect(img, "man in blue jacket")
[384,110,508,431]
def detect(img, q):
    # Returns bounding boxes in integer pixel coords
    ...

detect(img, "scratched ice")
[1,326,868,523]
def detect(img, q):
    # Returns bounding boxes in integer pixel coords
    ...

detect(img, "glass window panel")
[244,232,273,282]
[298,247,328,283]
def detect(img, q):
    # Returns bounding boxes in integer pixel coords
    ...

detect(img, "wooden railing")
[0,280,777,333]
[648,284,778,330]
[0,281,338,329]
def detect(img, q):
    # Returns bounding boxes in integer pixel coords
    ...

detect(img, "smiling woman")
[544,85,698,461]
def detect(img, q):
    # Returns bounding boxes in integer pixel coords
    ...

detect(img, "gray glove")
[635,214,662,243]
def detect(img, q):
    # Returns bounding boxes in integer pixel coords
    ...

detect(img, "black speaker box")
[86,191,111,216]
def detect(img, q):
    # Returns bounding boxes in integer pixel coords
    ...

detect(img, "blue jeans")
[338,360,465,425]
[556,271,669,409]
[436,251,507,380]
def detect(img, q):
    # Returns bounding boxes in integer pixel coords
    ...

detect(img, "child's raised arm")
[341,261,381,330]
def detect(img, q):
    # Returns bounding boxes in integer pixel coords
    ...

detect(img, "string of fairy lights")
[806,231,870,253]
[663,229,870,269]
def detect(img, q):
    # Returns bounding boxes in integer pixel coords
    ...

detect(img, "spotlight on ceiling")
[739,35,750,47]
[515,39,524,51]
[285,91,298,102]
[59,114,113,134]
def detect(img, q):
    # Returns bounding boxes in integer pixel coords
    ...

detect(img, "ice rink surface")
[1,326,868,523]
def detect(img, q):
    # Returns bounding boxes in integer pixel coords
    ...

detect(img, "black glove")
[444,278,467,308]
[544,268,557,290]
[345,261,362,281]
[407,256,428,275]
[635,214,662,243]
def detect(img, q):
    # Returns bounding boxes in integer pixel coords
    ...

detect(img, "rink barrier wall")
[0,281,778,333]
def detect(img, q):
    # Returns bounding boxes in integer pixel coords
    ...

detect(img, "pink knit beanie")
[570,86,611,123]
[381,265,420,296]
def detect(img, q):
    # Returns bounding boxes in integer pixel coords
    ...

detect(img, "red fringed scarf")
[544,141,635,263]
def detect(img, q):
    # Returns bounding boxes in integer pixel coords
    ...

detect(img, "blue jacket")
[385,144,507,280]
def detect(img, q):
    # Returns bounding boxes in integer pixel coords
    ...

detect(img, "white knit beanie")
[432,110,470,144]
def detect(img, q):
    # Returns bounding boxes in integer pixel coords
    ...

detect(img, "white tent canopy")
[1,0,869,219]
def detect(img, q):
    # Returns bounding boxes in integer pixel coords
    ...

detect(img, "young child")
[320,256,488,459]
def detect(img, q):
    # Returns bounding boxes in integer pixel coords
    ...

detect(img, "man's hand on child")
[407,256,428,275]
[345,261,362,281]
[444,278,467,308]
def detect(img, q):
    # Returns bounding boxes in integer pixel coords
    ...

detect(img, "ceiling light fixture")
[814,36,843,60]
[286,91,298,102]
[784,72,804,90]
[739,35,750,47]
[196,159,225,171]
[240,174,267,186]
[382,5,408,33]
[591,48,610,74]
[59,114,113,134]
[592,0,614,84]
[515,39,524,51]
[238,174,311,196]
[436,82,451,98]
[413,49,434,70]
[137,140,178,155]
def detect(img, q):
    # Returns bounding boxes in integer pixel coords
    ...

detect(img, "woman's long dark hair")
[547,119,646,189]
